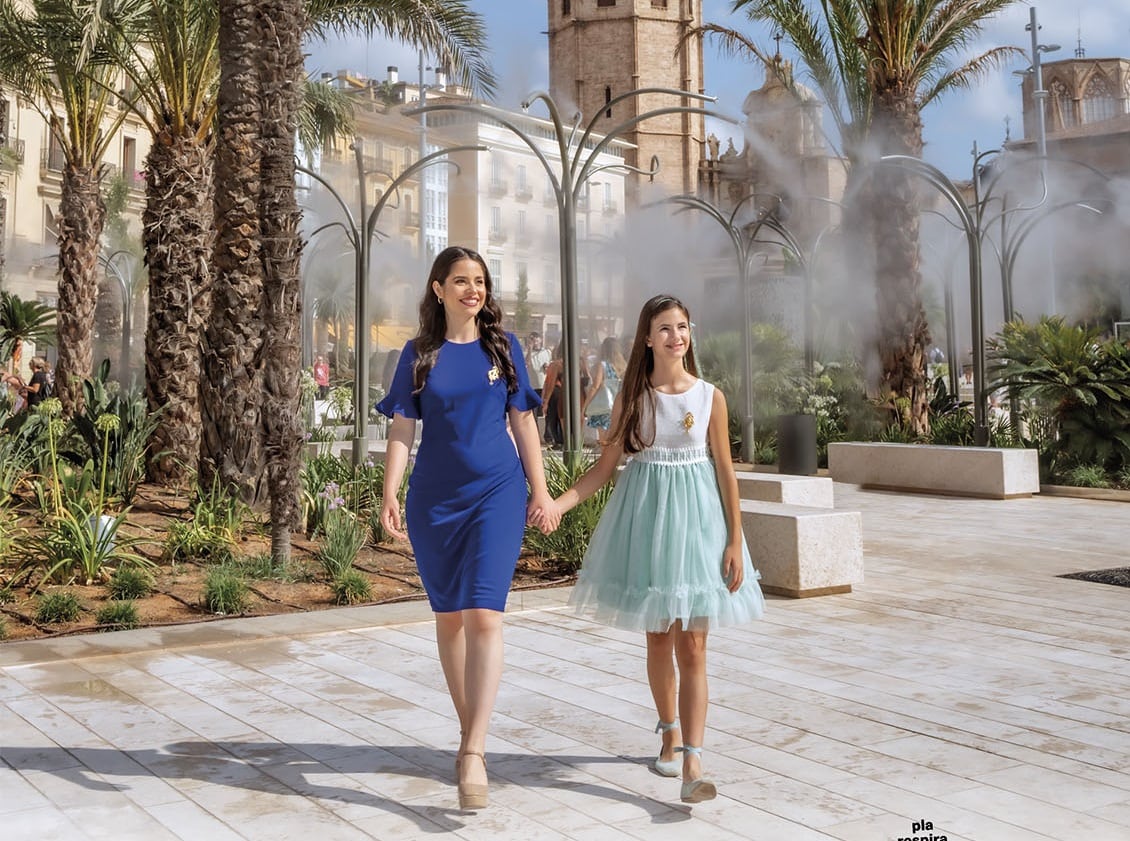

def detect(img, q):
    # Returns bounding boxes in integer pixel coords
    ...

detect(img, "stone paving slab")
[2,485,1129,840]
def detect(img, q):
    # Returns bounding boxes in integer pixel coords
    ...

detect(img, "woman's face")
[434,258,487,321]
[646,306,691,362]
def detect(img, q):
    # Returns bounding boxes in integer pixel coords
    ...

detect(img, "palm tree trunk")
[55,165,106,415]
[869,96,931,436]
[257,0,307,563]
[203,0,265,503]
[143,131,214,485]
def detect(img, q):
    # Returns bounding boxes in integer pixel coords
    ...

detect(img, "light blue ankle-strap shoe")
[652,720,681,777]
[677,745,717,803]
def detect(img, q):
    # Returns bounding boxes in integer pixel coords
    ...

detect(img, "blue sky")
[307,1,1129,180]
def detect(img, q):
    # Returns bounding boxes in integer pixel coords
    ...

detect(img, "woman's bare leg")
[456,608,504,788]
[435,611,468,731]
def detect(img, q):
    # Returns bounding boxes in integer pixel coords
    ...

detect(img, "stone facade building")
[547,0,706,203]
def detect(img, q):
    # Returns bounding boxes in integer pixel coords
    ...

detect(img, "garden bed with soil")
[0,485,572,644]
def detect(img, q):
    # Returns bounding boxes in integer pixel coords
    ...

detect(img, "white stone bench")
[735,471,834,508]
[741,500,863,598]
[827,442,1040,499]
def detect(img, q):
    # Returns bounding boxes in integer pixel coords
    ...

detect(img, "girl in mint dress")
[546,294,764,805]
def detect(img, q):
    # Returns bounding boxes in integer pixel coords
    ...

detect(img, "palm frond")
[298,76,356,159]
[305,0,495,99]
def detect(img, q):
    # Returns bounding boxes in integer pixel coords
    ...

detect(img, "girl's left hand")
[722,545,743,593]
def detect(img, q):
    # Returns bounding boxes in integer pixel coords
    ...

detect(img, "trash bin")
[777,413,817,476]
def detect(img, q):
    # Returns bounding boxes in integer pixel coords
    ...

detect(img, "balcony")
[40,144,67,175]
[515,184,533,202]
[401,210,420,231]
[488,228,508,245]
[602,200,619,216]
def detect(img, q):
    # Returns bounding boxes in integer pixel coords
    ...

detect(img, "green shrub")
[987,317,1130,472]
[36,590,82,624]
[203,567,248,615]
[236,552,293,581]
[331,569,372,605]
[96,600,140,631]
[317,508,365,579]
[1064,464,1111,489]
[107,566,154,600]
[165,519,235,564]
[523,453,613,572]
[1118,466,1130,490]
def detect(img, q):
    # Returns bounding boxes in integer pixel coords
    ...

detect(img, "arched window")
[1081,73,1118,123]
[1049,78,1076,130]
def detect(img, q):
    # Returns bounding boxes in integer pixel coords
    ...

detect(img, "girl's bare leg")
[674,626,709,780]
[646,629,681,762]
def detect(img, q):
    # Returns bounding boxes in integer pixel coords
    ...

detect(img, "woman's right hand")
[380,496,407,541]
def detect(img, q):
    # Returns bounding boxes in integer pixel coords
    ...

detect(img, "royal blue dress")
[376,333,541,612]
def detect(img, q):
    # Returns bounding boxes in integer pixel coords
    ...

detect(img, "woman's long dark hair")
[609,294,698,455]
[411,246,518,394]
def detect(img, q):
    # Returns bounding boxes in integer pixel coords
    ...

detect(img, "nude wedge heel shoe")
[456,750,489,810]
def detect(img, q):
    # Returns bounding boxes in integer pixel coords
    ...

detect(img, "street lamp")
[99,250,136,387]
[1025,6,1061,311]
[408,89,734,462]
[298,141,485,466]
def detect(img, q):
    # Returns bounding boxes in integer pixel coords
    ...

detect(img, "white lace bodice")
[635,379,715,464]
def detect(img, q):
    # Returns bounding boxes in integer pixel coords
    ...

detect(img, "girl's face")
[645,306,691,361]
[434,258,487,321]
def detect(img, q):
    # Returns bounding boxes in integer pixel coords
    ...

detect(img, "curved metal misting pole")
[298,143,486,466]
[408,90,735,464]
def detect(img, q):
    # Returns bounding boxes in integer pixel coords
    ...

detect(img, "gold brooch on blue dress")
[487,365,500,384]
[682,412,695,431]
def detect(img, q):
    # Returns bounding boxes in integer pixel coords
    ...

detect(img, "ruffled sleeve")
[506,333,542,413]
[375,341,420,419]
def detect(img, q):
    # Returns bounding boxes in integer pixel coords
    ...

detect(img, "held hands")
[721,544,744,593]
[526,493,562,534]
[379,497,408,541]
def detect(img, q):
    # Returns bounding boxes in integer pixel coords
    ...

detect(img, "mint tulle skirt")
[569,449,765,633]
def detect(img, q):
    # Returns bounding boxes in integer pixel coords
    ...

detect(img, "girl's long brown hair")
[609,294,698,455]
[411,246,517,394]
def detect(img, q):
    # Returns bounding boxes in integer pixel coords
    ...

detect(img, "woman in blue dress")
[378,246,558,811]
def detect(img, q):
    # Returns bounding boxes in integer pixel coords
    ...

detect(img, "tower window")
[598,0,616,7]
[562,0,570,15]
[605,86,612,118]
[652,0,668,7]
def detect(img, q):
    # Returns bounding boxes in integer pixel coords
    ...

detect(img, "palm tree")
[0,290,56,370]
[213,0,495,562]
[0,0,132,415]
[706,1,1019,434]
[100,0,219,485]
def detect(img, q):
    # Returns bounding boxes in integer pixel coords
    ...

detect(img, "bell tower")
[548,0,705,203]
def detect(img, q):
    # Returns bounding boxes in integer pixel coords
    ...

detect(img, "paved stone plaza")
[2,485,1129,840]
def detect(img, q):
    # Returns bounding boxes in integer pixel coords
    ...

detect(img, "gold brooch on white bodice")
[487,365,500,384]
[681,411,695,432]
